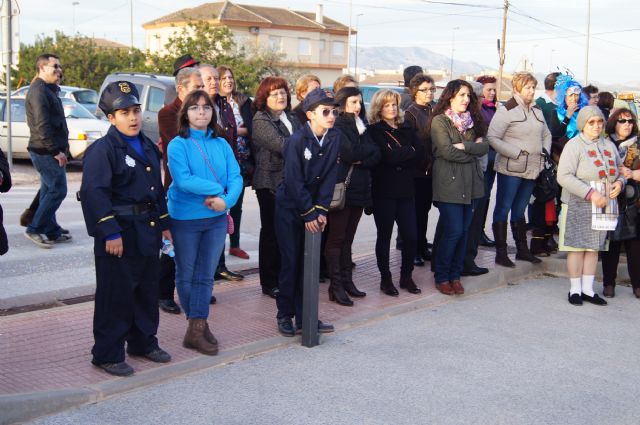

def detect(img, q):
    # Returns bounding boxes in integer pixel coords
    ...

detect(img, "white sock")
[582,275,595,297]
[570,278,581,295]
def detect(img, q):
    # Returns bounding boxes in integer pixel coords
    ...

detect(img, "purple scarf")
[445,108,474,134]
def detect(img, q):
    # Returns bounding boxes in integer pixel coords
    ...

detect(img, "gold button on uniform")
[150,221,156,227]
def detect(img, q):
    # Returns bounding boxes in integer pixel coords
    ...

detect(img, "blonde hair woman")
[368,89,422,296]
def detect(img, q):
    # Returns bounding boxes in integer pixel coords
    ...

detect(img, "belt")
[112,203,154,216]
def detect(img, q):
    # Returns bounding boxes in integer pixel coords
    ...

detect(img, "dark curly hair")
[605,108,638,140]
[427,79,486,137]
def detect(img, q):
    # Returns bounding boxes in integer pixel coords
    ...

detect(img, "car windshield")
[62,99,97,119]
[73,90,98,104]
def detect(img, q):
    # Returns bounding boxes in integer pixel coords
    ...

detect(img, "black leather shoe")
[277,317,295,337]
[602,285,615,298]
[127,348,171,363]
[296,320,335,334]
[262,287,279,299]
[479,231,496,247]
[414,256,425,266]
[461,265,489,276]
[421,248,432,261]
[92,360,134,377]
[399,276,422,294]
[568,293,583,306]
[159,299,181,314]
[581,293,607,306]
[210,295,217,304]
[215,267,244,281]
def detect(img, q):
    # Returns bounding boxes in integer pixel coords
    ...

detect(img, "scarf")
[482,98,496,109]
[445,108,474,134]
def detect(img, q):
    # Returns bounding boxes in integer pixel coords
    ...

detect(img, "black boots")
[380,275,399,296]
[511,219,542,264]
[341,247,366,298]
[492,221,515,268]
[327,251,353,306]
[529,227,549,257]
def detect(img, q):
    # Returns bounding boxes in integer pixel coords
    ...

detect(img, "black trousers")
[325,205,364,255]
[229,185,245,248]
[601,238,640,289]
[415,176,433,256]
[256,188,280,290]
[275,207,305,325]
[373,196,417,278]
[158,253,176,300]
[92,255,160,364]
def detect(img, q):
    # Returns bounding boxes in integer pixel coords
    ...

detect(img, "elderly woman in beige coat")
[557,106,624,306]
[488,72,551,268]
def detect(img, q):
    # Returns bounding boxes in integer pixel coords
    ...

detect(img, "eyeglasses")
[316,108,338,117]
[268,90,288,98]
[617,119,635,124]
[47,63,62,70]
[418,88,437,93]
[187,105,213,112]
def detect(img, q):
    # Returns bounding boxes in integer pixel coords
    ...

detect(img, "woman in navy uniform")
[275,88,341,337]
[80,81,172,377]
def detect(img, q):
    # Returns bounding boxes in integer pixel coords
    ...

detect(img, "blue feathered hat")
[555,74,588,117]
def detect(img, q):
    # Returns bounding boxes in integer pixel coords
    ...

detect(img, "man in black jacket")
[23,53,71,248]
[0,148,11,255]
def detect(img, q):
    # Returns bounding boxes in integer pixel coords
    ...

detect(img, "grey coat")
[431,114,488,204]
[251,110,300,192]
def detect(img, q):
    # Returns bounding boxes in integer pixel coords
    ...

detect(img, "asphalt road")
[28,277,640,425]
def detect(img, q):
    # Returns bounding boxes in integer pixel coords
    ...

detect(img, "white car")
[0,96,110,160]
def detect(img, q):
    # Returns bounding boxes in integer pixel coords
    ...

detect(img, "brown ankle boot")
[203,322,218,346]
[493,222,515,268]
[183,319,218,355]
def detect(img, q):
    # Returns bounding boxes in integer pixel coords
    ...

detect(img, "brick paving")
[0,249,497,396]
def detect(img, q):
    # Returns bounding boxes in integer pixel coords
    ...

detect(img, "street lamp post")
[354,13,363,81]
[72,1,79,35]
[449,26,460,80]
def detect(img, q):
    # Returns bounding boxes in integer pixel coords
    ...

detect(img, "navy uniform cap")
[99,81,141,115]
[303,87,337,112]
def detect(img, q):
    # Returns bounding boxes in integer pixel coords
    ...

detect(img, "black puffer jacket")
[0,148,12,255]
[25,78,69,155]
[334,113,380,208]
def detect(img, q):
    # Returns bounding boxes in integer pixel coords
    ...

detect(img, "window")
[3,100,27,122]
[332,41,345,57]
[147,87,166,113]
[319,39,326,51]
[298,38,311,56]
[268,36,282,52]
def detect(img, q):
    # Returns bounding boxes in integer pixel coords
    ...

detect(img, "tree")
[9,32,147,91]
[146,19,294,94]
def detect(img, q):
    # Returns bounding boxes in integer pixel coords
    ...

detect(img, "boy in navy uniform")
[80,82,172,376]
[275,88,342,336]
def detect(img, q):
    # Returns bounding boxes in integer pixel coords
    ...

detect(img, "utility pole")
[346,0,352,74]
[2,0,14,170]
[129,0,134,68]
[354,13,363,81]
[584,0,591,84]
[449,26,459,80]
[496,0,509,102]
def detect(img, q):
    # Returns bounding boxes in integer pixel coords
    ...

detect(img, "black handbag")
[610,183,639,241]
[533,149,559,202]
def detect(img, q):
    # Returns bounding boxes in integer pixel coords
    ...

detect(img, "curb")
[0,255,629,424]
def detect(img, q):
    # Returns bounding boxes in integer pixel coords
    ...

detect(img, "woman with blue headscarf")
[550,75,589,163]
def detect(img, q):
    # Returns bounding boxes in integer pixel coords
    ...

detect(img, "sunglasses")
[617,119,634,124]
[317,108,338,117]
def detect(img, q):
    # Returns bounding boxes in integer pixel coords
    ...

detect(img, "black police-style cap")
[173,54,200,76]
[303,87,337,112]
[98,81,141,115]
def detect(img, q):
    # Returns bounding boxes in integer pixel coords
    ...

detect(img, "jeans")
[172,215,227,319]
[27,152,67,238]
[433,201,475,283]
[493,173,535,223]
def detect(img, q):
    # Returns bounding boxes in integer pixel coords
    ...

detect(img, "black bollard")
[301,229,321,347]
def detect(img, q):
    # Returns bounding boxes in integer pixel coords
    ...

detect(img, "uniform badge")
[125,154,136,167]
[303,147,312,160]
[119,82,131,93]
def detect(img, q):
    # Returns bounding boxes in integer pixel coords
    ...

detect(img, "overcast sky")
[11,0,640,85]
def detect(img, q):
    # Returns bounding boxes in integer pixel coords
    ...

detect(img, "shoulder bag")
[190,138,235,234]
